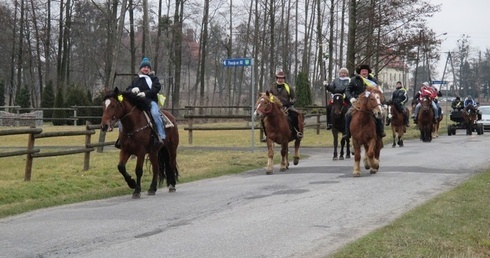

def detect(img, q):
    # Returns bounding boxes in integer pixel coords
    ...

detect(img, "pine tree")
[41,80,55,118]
[52,87,66,126]
[295,71,312,107]
[15,85,31,113]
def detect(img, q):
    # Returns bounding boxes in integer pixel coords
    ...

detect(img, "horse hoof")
[128,180,137,189]
[169,186,176,193]
[332,156,338,160]
[147,191,156,196]
[132,192,141,199]
[266,170,273,175]
[346,155,351,159]
[280,167,287,172]
[392,144,396,148]
[370,169,378,174]
[353,172,360,177]
[293,157,299,165]
[364,165,370,170]
[339,156,344,160]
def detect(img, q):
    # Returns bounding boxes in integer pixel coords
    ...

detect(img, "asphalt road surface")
[1,132,489,258]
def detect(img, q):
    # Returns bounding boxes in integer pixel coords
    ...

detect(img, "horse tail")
[158,146,179,187]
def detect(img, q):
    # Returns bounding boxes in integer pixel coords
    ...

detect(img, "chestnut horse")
[350,87,384,177]
[101,87,179,198]
[254,91,304,174]
[330,93,350,160]
[463,104,478,135]
[388,102,409,147]
[417,96,434,142]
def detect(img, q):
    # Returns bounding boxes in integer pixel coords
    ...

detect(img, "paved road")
[1,133,489,258]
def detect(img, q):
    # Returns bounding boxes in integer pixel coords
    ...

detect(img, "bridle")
[112,97,151,137]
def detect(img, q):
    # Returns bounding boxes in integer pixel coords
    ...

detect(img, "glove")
[137,92,146,98]
[131,88,140,94]
[323,80,328,86]
[350,98,357,105]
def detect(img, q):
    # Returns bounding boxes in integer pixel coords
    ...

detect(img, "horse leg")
[332,131,338,160]
[352,140,361,177]
[367,139,379,174]
[280,143,289,171]
[339,136,345,160]
[117,152,137,190]
[130,155,147,199]
[266,141,274,174]
[148,152,159,196]
[392,128,396,148]
[166,146,178,192]
[293,139,300,165]
[363,145,370,170]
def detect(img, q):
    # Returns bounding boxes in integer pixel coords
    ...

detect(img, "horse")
[349,87,384,177]
[100,87,179,198]
[417,96,434,142]
[432,110,443,138]
[330,93,350,160]
[463,104,478,135]
[388,101,408,147]
[254,91,304,174]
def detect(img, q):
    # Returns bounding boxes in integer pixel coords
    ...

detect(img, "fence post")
[188,117,193,144]
[24,126,37,181]
[84,121,91,170]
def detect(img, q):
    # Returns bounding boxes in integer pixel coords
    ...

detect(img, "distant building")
[376,56,410,93]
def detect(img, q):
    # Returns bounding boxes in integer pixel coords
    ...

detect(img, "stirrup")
[297,132,303,139]
[162,114,175,128]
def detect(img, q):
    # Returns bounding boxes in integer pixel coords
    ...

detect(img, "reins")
[116,98,152,137]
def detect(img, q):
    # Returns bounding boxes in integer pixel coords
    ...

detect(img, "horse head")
[331,93,346,115]
[100,87,150,132]
[360,87,384,119]
[254,91,282,117]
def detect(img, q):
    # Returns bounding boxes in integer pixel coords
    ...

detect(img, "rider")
[464,95,477,108]
[386,81,410,127]
[451,96,464,111]
[324,67,350,130]
[126,57,166,144]
[269,70,303,139]
[342,64,385,140]
[412,82,440,124]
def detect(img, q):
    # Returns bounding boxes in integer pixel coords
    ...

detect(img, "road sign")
[431,80,447,84]
[223,58,252,67]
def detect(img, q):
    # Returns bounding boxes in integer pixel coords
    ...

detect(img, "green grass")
[329,170,490,257]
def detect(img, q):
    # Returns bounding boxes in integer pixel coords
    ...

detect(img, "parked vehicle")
[477,105,490,131]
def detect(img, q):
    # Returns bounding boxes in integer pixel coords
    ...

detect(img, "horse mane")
[103,87,151,111]
[263,91,283,107]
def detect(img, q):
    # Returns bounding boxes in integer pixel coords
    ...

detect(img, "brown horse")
[417,96,434,142]
[350,87,384,177]
[100,87,179,198]
[463,104,478,135]
[432,110,443,138]
[330,93,350,160]
[388,102,408,147]
[254,91,304,174]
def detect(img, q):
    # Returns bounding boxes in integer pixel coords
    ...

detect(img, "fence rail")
[0,122,112,181]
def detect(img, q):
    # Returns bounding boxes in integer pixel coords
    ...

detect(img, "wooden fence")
[0,122,115,181]
[183,105,327,144]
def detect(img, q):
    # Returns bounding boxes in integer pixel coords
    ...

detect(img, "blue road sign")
[431,80,447,84]
[223,58,252,67]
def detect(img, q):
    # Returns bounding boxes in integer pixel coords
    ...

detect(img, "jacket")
[326,77,350,94]
[269,82,296,107]
[126,73,162,102]
[345,74,379,100]
[391,87,408,106]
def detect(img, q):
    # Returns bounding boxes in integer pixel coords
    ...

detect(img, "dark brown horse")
[330,93,350,160]
[388,102,409,147]
[463,104,478,135]
[254,91,304,174]
[417,96,434,142]
[350,87,384,177]
[100,87,179,198]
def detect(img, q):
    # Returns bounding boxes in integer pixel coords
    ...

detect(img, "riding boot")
[326,105,332,130]
[115,138,121,149]
[404,113,410,127]
[296,124,303,139]
[260,119,267,142]
[342,113,351,140]
[376,118,386,138]
[385,118,391,126]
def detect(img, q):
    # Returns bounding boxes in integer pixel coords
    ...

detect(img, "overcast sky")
[428,0,490,77]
